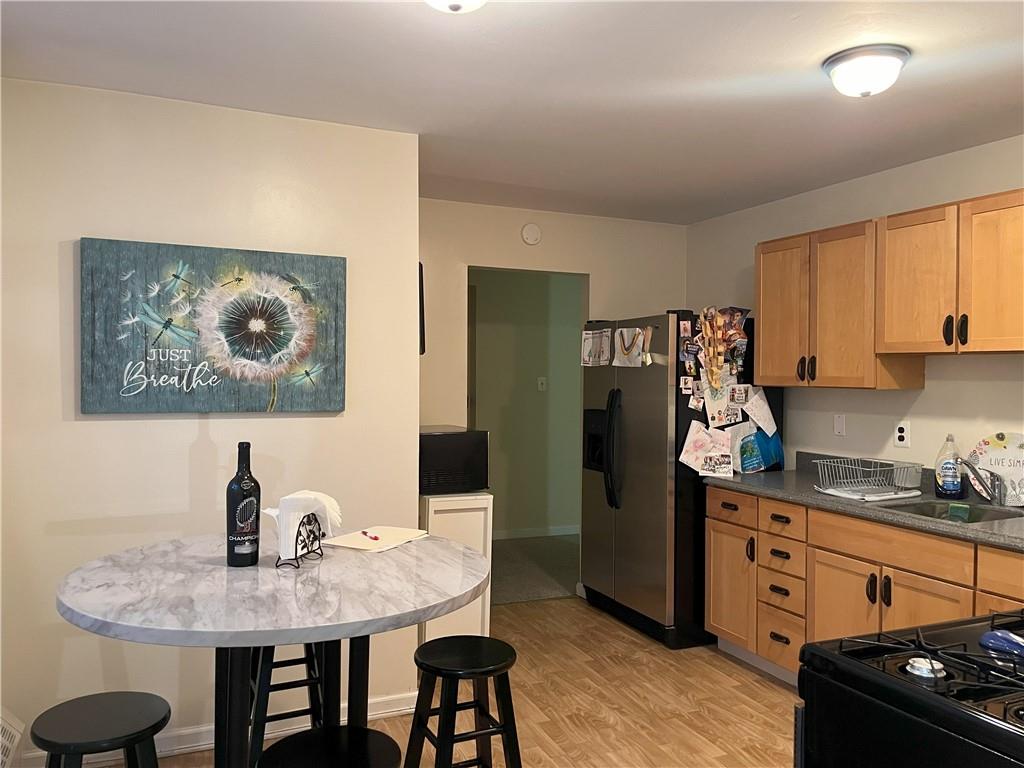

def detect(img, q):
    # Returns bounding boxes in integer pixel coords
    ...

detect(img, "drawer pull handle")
[721,502,739,511]
[769,631,791,646]
[745,537,755,563]
[769,513,792,525]
[768,584,790,597]
[769,548,791,560]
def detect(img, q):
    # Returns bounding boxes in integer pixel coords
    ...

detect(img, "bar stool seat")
[258,726,401,768]
[406,636,522,768]
[31,691,170,768]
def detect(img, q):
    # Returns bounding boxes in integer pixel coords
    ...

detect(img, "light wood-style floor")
[161,597,798,767]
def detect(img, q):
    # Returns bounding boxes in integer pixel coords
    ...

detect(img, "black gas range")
[798,611,1024,768]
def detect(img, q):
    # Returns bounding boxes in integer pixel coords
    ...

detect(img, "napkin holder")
[275,513,324,569]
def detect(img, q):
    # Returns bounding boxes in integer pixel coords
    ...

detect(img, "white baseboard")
[18,691,418,767]
[491,525,580,541]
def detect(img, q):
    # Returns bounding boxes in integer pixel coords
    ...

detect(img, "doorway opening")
[467,267,587,606]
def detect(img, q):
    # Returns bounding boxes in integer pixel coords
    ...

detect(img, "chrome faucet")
[959,460,1006,506]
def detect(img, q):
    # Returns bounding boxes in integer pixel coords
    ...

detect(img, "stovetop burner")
[833,611,1024,728]
[904,656,947,679]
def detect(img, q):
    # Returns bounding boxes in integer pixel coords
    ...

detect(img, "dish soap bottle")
[934,434,965,500]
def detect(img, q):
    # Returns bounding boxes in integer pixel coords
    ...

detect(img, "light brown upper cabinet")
[756,224,924,389]
[877,190,1023,354]
[809,222,877,387]
[876,204,959,353]
[755,235,809,386]
[958,190,1024,352]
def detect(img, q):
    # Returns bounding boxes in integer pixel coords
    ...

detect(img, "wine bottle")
[226,441,261,567]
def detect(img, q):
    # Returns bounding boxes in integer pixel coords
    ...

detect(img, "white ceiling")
[3,1,1022,224]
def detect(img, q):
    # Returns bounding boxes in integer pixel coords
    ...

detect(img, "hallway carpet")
[490,534,579,605]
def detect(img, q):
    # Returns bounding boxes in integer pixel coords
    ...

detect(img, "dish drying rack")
[813,458,923,501]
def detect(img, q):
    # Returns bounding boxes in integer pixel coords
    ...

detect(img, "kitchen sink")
[869,499,1024,524]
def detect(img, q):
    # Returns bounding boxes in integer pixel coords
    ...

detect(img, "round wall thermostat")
[521,223,542,246]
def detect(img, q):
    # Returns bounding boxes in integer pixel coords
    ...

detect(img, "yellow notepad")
[323,526,429,553]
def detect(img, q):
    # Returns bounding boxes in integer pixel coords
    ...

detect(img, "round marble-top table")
[57,533,490,768]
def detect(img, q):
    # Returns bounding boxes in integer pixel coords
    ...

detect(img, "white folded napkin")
[263,490,343,559]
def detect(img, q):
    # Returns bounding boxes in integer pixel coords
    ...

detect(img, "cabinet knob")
[866,573,878,604]
[768,584,791,597]
[721,502,739,512]
[745,537,755,563]
[769,631,791,645]
[957,314,969,346]
[808,355,817,382]
[769,513,791,525]
[769,548,792,560]
[881,574,893,607]
[796,356,807,381]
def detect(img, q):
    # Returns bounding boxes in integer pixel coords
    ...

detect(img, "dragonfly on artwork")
[281,274,320,304]
[138,302,199,347]
[286,362,326,387]
[163,260,194,295]
[219,266,245,288]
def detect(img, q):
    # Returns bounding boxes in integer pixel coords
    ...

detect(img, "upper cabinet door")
[809,222,876,388]
[957,190,1024,353]
[755,235,809,386]
[876,205,958,353]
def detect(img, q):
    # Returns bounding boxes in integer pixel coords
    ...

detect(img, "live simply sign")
[80,238,346,414]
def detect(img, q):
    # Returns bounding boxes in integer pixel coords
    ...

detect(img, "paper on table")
[324,526,428,553]
[742,387,777,436]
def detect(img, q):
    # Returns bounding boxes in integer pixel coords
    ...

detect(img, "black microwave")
[419,425,489,495]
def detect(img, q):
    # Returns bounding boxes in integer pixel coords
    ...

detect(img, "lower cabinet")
[976,591,1024,615]
[807,548,880,641]
[705,518,757,650]
[880,566,974,631]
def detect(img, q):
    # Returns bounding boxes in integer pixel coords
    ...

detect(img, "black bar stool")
[248,644,324,767]
[258,725,401,768]
[405,636,522,768]
[30,691,170,768]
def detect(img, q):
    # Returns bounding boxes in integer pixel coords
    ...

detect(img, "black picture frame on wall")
[419,262,425,355]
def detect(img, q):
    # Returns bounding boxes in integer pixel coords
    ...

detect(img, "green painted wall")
[469,268,585,538]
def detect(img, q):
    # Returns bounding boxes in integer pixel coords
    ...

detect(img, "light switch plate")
[833,414,846,437]
[894,421,911,448]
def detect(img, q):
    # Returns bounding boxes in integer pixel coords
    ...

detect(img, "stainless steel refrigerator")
[580,310,783,648]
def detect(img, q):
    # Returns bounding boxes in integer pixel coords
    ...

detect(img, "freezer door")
[581,321,616,598]
[611,315,677,624]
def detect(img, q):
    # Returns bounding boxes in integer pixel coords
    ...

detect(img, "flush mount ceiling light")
[425,0,487,13]
[823,44,911,98]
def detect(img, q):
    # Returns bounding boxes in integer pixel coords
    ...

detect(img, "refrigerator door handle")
[604,388,623,509]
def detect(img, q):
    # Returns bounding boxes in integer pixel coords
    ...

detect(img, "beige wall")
[686,135,1024,466]
[1,80,420,754]
[420,199,687,426]
[469,268,586,538]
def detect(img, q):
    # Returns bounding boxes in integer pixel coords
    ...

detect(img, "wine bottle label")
[235,497,258,533]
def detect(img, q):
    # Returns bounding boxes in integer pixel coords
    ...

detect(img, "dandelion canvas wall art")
[80,238,346,413]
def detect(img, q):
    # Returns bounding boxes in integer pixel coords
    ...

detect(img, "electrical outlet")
[537,377,547,392]
[894,421,911,448]
[833,414,846,437]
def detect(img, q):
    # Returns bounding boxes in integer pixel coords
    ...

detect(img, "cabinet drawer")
[758,499,807,541]
[807,509,974,586]
[757,603,805,673]
[758,567,806,616]
[977,546,1024,601]
[758,533,806,577]
[707,487,757,528]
